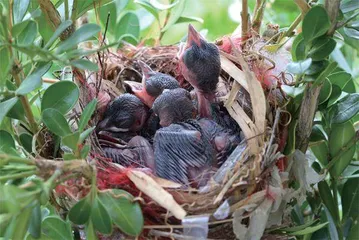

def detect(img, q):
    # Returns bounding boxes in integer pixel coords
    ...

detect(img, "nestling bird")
[132,61,180,108]
[178,24,221,118]
[96,94,149,135]
[152,88,195,127]
[153,119,240,187]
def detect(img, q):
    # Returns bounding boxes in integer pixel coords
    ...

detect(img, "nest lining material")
[61,37,299,239]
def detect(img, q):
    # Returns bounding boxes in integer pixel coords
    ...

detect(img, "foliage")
[0,0,358,239]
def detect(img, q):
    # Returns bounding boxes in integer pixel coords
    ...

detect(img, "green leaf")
[0,47,11,87]
[115,12,140,43]
[68,197,92,225]
[323,207,339,240]
[0,185,36,214]
[329,121,356,177]
[98,189,143,236]
[341,0,359,13]
[283,120,297,155]
[150,0,179,10]
[12,206,32,240]
[28,202,41,239]
[20,133,33,153]
[57,24,101,54]
[309,37,336,61]
[302,6,331,42]
[85,220,98,240]
[44,20,72,49]
[327,85,342,107]
[318,78,332,104]
[0,97,18,124]
[328,71,352,89]
[305,60,329,75]
[341,170,359,221]
[0,214,13,237]
[287,58,312,74]
[311,142,329,165]
[79,99,97,132]
[292,33,306,61]
[13,0,30,24]
[42,109,72,137]
[281,85,305,98]
[18,20,38,45]
[280,219,318,232]
[161,0,186,32]
[289,222,329,235]
[0,130,15,153]
[79,126,96,144]
[310,125,327,142]
[331,93,359,124]
[115,0,129,18]
[135,0,159,21]
[16,62,51,95]
[42,216,73,240]
[318,181,339,223]
[91,198,112,234]
[347,217,359,240]
[6,98,26,122]
[175,16,204,24]
[41,81,79,115]
[76,0,113,19]
[62,132,80,151]
[313,61,338,86]
[344,27,359,40]
[70,59,99,71]
[80,145,91,159]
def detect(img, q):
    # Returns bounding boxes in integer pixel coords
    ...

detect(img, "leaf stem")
[64,0,69,20]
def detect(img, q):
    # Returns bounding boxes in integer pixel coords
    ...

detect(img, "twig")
[295,84,322,153]
[277,14,303,43]
[325,0,341,36]
[241,0,249,38]
[252,0,267,33]
[294,0,310,14]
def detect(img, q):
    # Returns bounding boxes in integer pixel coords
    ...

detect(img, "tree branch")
[241,0,249,38]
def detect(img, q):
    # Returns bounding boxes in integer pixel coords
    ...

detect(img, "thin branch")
[325,0,341,35]
[241,0,249,38]
[252,0,267,33]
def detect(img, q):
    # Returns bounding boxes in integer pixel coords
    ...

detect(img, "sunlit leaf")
[286,58,312,74]
[115,12,140,43]
[288,222,329,235]
[149,0,179,10]
[344,27,359,40]
[331,93,359,124]
[16,62,51,96]
[78,99,97,132]
[175,16,204,24]
[70,59,99,71]
[42,216,73,239]
[57,24,101,53]
[302,6,330,42]
[42,109,72,137]
[69,197,92,225]
[13,0,30,24]
[79,126,95,144]
[41,81,79,114]
[91,198,112,234]
[115,0,129,17]
[135,0,159,21]
[98,189,143,236]
[328,121,356,177]
[161,0,186,32]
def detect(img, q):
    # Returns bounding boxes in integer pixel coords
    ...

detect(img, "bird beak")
[138,60,155,84]
[187,24,202,48]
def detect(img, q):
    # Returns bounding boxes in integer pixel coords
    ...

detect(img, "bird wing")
[154,125,211,184]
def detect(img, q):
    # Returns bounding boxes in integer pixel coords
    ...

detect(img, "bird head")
[96,94,149,133]
[152,88,195,127]
[133,61,180,108]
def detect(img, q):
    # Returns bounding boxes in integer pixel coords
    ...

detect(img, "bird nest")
[58,32,298,239]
